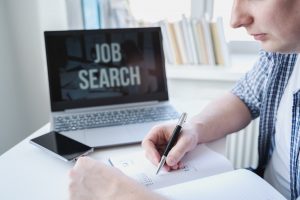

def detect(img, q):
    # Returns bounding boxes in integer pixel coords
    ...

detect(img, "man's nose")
[230,0,253,28]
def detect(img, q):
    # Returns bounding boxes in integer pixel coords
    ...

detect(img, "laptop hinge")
[62,101,168,114]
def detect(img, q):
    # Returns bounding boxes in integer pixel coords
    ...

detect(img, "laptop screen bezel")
[44,27,169,111]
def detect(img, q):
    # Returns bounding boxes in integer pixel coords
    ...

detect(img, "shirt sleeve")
[231,51,273,119]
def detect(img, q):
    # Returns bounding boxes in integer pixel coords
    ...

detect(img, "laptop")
[44,27,179,148]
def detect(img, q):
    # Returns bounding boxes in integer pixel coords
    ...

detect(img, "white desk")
[0,78,232,199]
[0,123,225,200]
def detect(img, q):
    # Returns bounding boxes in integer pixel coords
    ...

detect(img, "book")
[156,169,286,200]
[210,21,224,65]
[173,21,189,64]
[179,20,192,64]
[210,17,231,66]
[108,144,233,190]
[159,20,175,64]
[201,18,216,65]
[168,23,183,64]
[181,15,199,64]
[192,19,209,65]
[215,17,231,67]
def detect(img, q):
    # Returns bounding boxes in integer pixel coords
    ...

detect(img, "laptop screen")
[44,28,168,111]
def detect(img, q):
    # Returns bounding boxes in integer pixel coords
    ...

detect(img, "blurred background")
[0,0,259,169]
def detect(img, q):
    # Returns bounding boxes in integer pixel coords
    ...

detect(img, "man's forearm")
[190,92,252,144]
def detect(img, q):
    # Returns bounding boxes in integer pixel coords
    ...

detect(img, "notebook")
[44,27,179,148]
[108,144,233,190]
[156,169,287,200]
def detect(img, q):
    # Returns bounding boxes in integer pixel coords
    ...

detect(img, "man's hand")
[69,157,166,200]
[142,123,199,171]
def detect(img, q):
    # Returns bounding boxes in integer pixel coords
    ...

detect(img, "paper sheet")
[156,169,287,200]
[109,144,233,190]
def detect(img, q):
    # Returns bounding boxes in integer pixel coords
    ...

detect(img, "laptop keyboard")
[54,105,179,132]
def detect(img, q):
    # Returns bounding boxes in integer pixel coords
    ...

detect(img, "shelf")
[166,53,257,82]
[166,65,246,82]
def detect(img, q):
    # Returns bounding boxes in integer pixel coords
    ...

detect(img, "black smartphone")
[30,131,93,162]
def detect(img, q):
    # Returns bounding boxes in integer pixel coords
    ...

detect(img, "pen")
[155,112,187,175]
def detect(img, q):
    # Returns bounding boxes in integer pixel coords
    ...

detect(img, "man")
[68,0,300,199]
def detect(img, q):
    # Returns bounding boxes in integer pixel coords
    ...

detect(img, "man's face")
[230,0,300,53]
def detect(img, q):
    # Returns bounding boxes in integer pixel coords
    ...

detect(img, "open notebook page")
[109,144,233,190]
[156,169,287,200]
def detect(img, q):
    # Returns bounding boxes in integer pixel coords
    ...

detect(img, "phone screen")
[30,131,93,161]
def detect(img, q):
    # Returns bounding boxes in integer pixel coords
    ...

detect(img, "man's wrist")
[188,118,210,144]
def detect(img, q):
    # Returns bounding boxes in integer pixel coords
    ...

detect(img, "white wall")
[0,0,23,153]
[0,0,68,154]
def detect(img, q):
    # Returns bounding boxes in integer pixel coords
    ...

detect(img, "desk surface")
[0,66,234,199]
[0,123,225,200]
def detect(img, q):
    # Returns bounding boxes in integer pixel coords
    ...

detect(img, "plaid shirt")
[231,51,299,200]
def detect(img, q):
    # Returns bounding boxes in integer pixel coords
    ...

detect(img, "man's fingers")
[142,139,161,166]
[142,124,174,166]
[165,137,191,166]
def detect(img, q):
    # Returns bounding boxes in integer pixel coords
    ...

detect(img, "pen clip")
[177,112,187,127]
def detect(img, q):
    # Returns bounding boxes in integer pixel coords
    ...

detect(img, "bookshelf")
[166,53,257,82]
[159,16,229,66]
